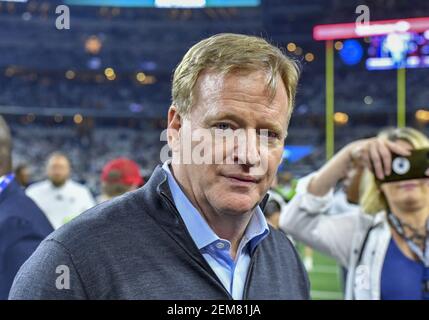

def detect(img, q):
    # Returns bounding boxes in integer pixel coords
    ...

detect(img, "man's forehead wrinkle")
[202,105,286,135]
[218,95,279,111]
[197,84,279,112]
[196,69,270,97]
[200,99,270,121]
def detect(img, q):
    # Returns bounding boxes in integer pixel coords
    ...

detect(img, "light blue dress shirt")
[162,162,270,300]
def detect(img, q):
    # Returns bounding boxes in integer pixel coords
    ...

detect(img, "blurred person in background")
[97,157,143,203]
[26,152,95,229]
[0,116,53,299]
[280,127,429,300]
[13,163,31,189]
[328,164,364,293]
[274,172,314,270]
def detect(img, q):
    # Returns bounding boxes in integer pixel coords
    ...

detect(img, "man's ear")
[167,105,182,151]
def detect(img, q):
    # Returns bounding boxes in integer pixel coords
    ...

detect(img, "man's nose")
[235,129,261,166]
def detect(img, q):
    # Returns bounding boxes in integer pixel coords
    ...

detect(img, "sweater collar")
[161,161,269,253]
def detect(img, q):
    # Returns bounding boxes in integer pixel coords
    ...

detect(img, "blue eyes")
[215,123,232,130]
[213,123,280,140]
[267,131,279,139]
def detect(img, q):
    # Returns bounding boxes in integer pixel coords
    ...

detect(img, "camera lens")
[392,157,410,175]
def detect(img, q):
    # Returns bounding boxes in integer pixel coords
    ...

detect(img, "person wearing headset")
[280,127,429,300]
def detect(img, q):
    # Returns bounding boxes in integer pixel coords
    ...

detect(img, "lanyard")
[0,173,14,195]
[387,212,429,266]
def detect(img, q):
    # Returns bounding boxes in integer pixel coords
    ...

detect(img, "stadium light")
[136,72,146,82]
[286,43,296,52]
[85,36,102,55]
[104,68,114,76]
[65,70,75,80]
[364,96,373,105]
[334,112,349,126]
[104,67,116,80]
[334,41,343,50]
[74,114,83,124]
[305,53,314,62]
[416,109,429,122]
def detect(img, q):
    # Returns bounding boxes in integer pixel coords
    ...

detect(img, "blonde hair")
[360,127,429,214]
[172,33,300,118]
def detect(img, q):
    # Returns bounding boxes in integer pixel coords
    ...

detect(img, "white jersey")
[26,179,96,229]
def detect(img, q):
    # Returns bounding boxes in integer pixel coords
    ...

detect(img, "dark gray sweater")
[9,166,310,300]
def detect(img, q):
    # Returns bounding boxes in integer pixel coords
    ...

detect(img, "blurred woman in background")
[280,127,429,300]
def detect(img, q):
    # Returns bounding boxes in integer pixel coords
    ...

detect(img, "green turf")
[297,243,344,300]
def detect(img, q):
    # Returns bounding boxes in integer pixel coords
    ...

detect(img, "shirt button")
[216,242,225,249]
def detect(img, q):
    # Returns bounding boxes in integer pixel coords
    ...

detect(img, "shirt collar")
[162,161,269,253]
[244,203,270,254]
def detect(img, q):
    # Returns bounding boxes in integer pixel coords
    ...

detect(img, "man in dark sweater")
[9,33,310,300]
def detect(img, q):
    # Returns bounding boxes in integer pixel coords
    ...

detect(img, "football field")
[297,244,344,300]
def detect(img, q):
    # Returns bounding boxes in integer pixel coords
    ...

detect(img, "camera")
[377,148,429,183]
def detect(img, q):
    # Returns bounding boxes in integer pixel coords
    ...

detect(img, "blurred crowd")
[10,124,163,194]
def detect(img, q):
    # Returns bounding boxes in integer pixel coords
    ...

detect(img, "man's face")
[169,70,290,216]
[47,156,70,187]
[18,167,31,186]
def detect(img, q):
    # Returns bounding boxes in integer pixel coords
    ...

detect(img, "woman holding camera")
[280,127,429,299]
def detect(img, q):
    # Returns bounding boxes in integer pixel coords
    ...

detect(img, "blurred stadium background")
[1,0,429,299]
